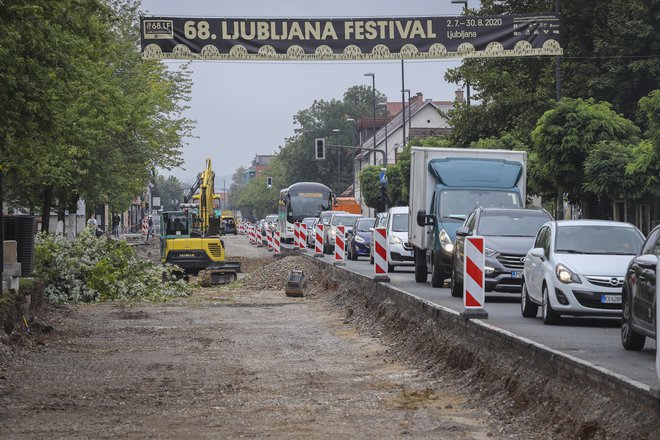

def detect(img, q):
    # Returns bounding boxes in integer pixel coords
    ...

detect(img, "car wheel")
[369,249,374,265]
[350,245,358,261]
[414,249,428,283]
[431,253,444,288]
[450,268,462,297]
[520,281,538,318]
[387,262,395,273]
[621,290,645,351]
[541,284,560,325]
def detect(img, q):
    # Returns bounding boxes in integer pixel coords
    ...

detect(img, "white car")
[325,213,362,253]
[385,206,414,272]
[521,220,644,325]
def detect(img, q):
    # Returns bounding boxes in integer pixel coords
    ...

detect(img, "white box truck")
[408,147,527,287]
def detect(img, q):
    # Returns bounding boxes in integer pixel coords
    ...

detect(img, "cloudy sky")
[139,0,474,185]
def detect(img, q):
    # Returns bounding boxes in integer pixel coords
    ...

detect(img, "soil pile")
[239,255,323,291]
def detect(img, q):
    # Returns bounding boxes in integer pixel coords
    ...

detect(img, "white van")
[385,206,414,272]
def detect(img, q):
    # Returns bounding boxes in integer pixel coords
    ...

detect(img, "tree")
[530,98,640,215]
[151,174,185,211]
[0,0,193,230]
[444,0,660,146]
[627,90,660,196]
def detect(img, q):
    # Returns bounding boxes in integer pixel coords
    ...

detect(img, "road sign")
[460,235,488,319]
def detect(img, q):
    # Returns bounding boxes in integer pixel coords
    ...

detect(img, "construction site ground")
[0,235,648,439]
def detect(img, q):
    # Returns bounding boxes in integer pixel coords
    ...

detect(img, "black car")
[451,207,553,297]
[621,224,659,350]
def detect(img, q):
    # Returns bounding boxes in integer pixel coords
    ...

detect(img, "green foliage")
[583,141,640,200]
[34,229,191,303]
[0,0,194,215]
[530,97,640,204]
[445,0,659,146]
[626,90,660,196]
[470,134,529,151]
[359,166,388,213]
[152,173,185,211]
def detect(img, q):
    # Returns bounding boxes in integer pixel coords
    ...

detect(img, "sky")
[139,0,475,185]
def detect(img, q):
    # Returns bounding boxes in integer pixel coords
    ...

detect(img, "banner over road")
[141,14,562,61]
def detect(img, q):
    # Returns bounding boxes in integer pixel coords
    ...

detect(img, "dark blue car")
[347,217,375,260]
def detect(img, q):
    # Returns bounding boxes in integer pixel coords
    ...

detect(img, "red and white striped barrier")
[460,236,488,319]
[266,229,274,252]
[299,224,307,250]
[334,225,346,263]
[293,222,301,248]
[247,225,253,244]
[373,227,390,281]
[314,224,324,257]
[273,231,281,256]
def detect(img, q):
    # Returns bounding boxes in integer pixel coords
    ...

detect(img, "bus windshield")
[288,193,331,222]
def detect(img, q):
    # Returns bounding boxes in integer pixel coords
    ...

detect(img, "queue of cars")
[253,201,657,350]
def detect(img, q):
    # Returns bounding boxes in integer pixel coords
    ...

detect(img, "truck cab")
[408,148,527,287]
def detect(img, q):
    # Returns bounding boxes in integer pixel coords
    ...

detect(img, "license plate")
[511,271,523,279]
[601,294,622,304]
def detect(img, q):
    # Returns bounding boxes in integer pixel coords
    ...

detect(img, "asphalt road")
[282,243,658,388]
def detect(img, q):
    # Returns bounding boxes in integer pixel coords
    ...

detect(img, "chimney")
[412,92,424,104]
[454,89,464,102]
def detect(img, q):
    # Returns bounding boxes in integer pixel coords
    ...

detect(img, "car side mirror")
[369,227,374,232]
[530,247,546,260]
[637,254,658,267]
[416,210,435,227]
[456,226,470,237]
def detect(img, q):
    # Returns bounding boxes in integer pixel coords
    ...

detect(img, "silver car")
[521,220,644,325]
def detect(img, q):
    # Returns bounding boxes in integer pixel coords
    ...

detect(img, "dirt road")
[0,236,518,439]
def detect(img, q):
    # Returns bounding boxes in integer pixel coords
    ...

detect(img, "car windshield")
[377,215,387,227]
[391,214,408,232]
[440,190,521,220]
[332,215,359,226]
[555,225,643,255]
[356,219,374,232]
[266,215,277,223]
[478,212,550,237]
[302,218,316,227]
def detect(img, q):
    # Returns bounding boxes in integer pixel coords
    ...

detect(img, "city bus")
[278,182,334,242]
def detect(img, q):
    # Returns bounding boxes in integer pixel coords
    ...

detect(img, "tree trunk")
[41,185,53,233]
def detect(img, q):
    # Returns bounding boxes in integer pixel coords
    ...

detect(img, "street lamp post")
[363,73,376,165]
[333,128,341,194]
[345,118,357,196]
[452,0,471,106]
[403,89,411,133]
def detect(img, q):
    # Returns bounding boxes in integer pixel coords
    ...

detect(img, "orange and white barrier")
[373,227,390,281]
[273,231,281,256]
[334,226,346,263]
[315,224,324,257]
[460,236,488,319]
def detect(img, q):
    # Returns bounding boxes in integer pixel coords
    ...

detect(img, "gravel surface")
[2,235,653,438]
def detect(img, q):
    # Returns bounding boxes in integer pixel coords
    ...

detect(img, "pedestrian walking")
[146,215,154,241]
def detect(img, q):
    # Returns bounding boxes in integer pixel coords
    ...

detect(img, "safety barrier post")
[373,227,390,282]
[459,236,489,320]
[293,222,301,250]
[299,224,307,250]
[273,231,282,257]
[266,229,274,252]
[334,225,346,265]
[314,224,324,258]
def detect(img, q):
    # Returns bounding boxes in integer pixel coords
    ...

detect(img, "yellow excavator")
[160,158,240,284]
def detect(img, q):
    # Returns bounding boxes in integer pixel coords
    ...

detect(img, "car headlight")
[355,236,365,243]
[439,229,453,254]
[390,235,403,245]
[555,263,581,284]
[484,247,497,257]
[485,265,495,275]
[329,229,336,238]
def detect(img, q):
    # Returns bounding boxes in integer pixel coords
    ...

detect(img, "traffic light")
[266,176,273,188]
[315,138,325,159]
